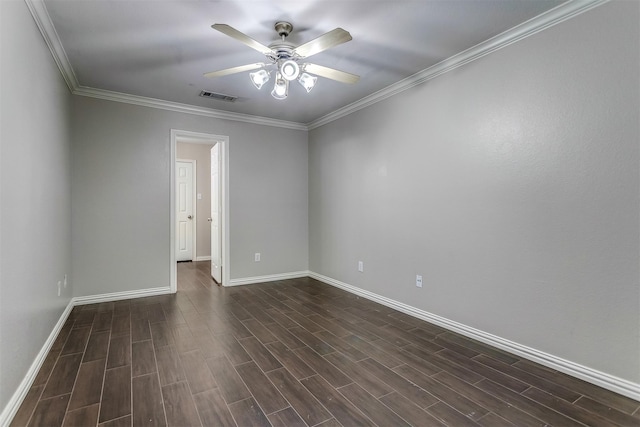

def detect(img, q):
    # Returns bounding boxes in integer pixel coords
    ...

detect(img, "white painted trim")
[22,0,308,131]
[0,285,172,426]
[171,130,230,289]
[191,160,197,262]
[73,86,308,131]
[72,286,172,305]
[26,0,607,132]
[308,271,640,401]
[170,133,177,292]
[195,256,211,262]
[228,271,310,287]
[306,0,609,129]
[0,300,74,427]
[23,0,78,91]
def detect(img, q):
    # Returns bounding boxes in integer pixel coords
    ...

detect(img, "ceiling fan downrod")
[274,21,293,39]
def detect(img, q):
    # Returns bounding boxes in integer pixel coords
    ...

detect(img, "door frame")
[175,158,197,262]
[170,129,229,290]
[210,144,222,284]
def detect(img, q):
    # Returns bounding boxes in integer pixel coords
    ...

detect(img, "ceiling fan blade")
[294,28,352,58]
[203,63,265,78]
[304,63,360,84]
[212,24,273,55]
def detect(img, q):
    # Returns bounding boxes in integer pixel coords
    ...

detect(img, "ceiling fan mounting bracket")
[274,21,293,38]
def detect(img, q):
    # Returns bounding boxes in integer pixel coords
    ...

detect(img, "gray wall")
[0,0,73,411]
[308,0,639,383]
[176,142,215,259]
[71,96,308,296]
[2,0,637,415]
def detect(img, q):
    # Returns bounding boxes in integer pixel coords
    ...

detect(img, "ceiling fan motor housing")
[268,44,296,61]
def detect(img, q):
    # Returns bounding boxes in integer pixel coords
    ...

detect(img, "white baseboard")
[1,285,173,427]
[72,286,173,305]
[308,271,640,401]
[227,271,310,287]
[0,300,74,427]
[195,256,211,262]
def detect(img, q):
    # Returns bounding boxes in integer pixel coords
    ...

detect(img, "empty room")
[1,0,638,426]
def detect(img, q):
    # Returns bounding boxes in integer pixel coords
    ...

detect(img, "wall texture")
[0,0,73,411]
[71,96,308,296]
[308,1,639,383]
[176,142,215,259]
[2,0,637,417]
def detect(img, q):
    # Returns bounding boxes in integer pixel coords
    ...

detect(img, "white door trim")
[210,144,222,284]
[170,129,230,290]
[176,158,197,262]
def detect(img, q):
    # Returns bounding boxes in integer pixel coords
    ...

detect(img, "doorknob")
[207,218,212,222]
[187,215,192,219]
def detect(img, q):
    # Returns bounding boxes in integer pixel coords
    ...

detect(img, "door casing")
[210,144,222,284]
[170,129,229,290]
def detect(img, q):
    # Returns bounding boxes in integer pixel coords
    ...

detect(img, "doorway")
[170,130,229,291]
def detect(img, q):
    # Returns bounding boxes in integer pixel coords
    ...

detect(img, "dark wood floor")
[11,261,640,427]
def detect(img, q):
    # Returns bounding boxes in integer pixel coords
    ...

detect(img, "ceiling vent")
[199,90,237,102]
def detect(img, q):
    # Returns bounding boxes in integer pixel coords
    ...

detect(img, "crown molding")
[26,0,607,132]
[307,0,609,130]
[24,0,79,91]
[73,86,309,131]
[24,0,307,131]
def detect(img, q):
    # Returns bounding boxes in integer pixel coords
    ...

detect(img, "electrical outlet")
[57,281,62,296]
[63,274,68,288]
[416,275,423,288]
[358,261,364,272]
[255,253,261,262]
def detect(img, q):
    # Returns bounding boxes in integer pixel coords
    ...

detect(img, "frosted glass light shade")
[298,73,317,93]
[271,74,288,100]
[249,69,270,89]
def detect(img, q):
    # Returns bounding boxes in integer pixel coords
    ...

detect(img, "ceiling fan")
[204,22,360,100]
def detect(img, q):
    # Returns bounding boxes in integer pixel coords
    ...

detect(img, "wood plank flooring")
[11,261,640,426]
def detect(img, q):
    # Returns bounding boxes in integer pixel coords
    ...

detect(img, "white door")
[210,144,222,283]
[176,161,194,262]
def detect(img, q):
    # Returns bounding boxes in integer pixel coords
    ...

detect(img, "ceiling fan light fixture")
[249,69,270,89]
[206,22,359,101]
[280,59,300,81]
[271,73,288,100]
[298,73,317,93]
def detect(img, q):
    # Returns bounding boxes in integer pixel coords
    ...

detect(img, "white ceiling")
[42,0,566,125]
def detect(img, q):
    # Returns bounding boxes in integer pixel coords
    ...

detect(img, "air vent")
[199,90,237,102]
